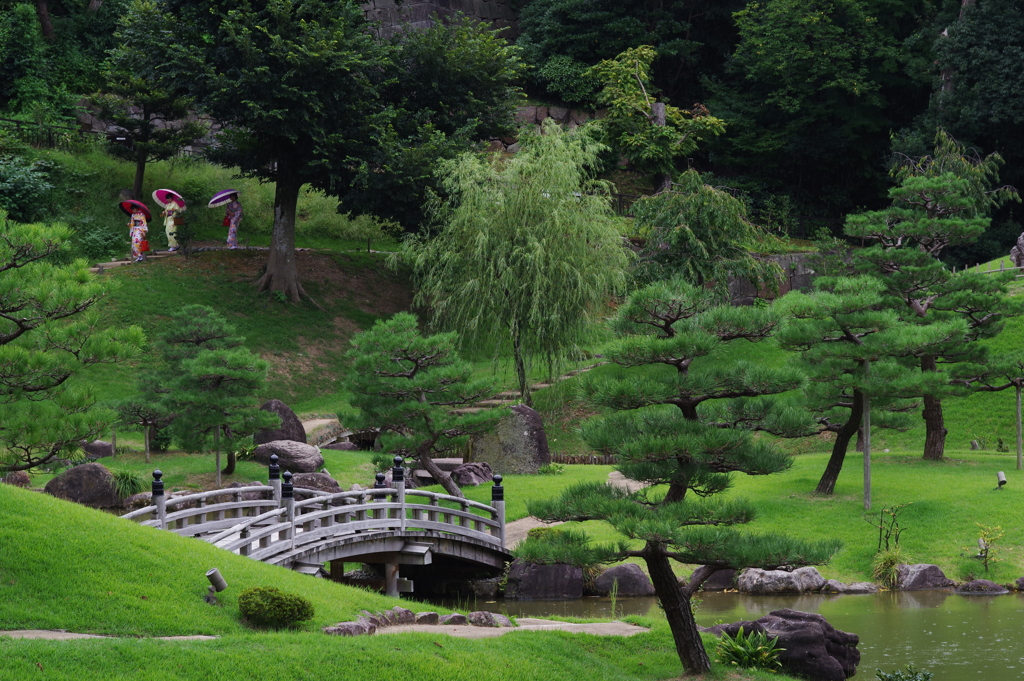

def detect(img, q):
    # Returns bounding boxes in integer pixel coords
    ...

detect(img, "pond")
[433,590,1024,680]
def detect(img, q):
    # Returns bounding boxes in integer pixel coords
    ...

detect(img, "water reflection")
[428,591,1024,681]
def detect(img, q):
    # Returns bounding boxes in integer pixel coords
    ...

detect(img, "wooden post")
[152,469,166,530]
[282,471,295,548]
[144,426,151,464]
[384,562,399,598]
[393,456,406,532]
[268,454,281,503]
[863,360,872,511]
[492,474,505,548]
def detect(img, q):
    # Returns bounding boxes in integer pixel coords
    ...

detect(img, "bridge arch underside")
[276,530,513,587]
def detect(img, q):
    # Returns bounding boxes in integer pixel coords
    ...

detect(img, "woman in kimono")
[224,193,242,249]
[129,209,148,262]
[162,197,185,251]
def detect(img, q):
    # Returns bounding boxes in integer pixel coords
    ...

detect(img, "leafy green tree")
[404,122,632,404]
[346,313,502,498]
[632,168,779,295]
[116,398,172,464]
[589,45,725,191]
[779,276,966,493]
[94,1,207,201]
[0,211,143,473]
[526,280,839,674]
[846,131,1021,460]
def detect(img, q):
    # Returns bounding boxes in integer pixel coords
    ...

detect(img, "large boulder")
[44,463,120,509]
[896,564,955,590]
[699,568,737,592]
[738,567,825,594]
[470,404,551,474]
[252,440,324,473]
[505,559,583,600]
[253,399,305,445]
[593,564,655,596]
[81,440,114,460]
[704,609,859,681]
[450,462,493,487]
[292,472,342,497]
[1,471,31,488]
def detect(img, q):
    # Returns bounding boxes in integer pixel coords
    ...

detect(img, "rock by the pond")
[593,564,656,596]
[738,567,826,594]
[1016,576,1024,591]
[388,607,415,624]
[505,559,584,600]
[468,611,499,627]
[252,440,324,473]
[122,491,153,511]
[439,613,468,625]
[1,470,31,487]
[81,440,115,459]
[823,579,879,595]
[450,462,493,487]
[291,472,342,497]
[699,568,737,592]
[956,579,1008,595]
[415,612,439,625]
[323,617,376,636]
[704,609,859,681]
[44,462,120,509]
[470,404,551,474]
[324,441,357,451]
[897,564,955,590]
[254,399,303,445]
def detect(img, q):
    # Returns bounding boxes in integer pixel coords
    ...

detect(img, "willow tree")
[404,121,632,404]
[526,280,838,674]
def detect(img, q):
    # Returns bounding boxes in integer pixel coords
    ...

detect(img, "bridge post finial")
[491,475,505,549]
[269,454,281,503]
[282,470,293,499]
[392,456,405,531]
[281,471,295,548]
[152,470,166,530]
[373,472,386,502]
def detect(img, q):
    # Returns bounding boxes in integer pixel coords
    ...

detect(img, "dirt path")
[378,618,648,639]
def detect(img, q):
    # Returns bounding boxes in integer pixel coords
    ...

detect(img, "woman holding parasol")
[209,189,242,249]
[154,189,186,252]
[120,199,150,262]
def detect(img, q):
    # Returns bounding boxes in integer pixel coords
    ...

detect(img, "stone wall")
[361,0,520,39]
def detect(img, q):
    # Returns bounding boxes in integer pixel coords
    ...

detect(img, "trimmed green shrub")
[238,586,315,629]
[715,625,784,672]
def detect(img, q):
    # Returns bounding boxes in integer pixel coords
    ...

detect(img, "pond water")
[433,590,1024,680]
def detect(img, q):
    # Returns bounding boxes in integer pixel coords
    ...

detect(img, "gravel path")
[377,618,648,639]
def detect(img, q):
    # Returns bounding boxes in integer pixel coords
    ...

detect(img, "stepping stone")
[451,408,486,415]
[529,383,553,390]
[494,391,521,400]
[474,399,516,408]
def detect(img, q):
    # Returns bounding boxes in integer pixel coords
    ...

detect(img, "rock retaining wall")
[361,0,520,38]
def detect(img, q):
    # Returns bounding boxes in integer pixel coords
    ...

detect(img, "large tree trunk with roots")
[643,541,710,675]
[816,390,864,495]
[921,354,946,460]
[512,327,531,407]
[255,158,308,302]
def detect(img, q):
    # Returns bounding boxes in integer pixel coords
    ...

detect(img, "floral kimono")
[225,198,243,249]
[129,211,148,261]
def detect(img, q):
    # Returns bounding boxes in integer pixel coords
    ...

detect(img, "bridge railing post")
[152,469,166,530]
[282,471,295,549]
[491,475,505,549]
[393,456,406,531]
[268,454,281,504]
[373,472,386,520]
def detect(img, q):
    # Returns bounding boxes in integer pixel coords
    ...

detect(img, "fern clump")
[715,626,784,672]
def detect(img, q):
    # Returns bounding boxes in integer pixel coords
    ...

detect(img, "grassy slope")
[0,485,792,681]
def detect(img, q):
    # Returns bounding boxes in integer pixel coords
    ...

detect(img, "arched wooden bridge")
[122,456,511,596]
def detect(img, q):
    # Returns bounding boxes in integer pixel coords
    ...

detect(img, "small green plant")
[237,586,315,629]
[872,546,908,590]
[608,577,619,619]
[272,290,287,303]
[869,502,910,552]
[537,463,564,475]
[973,523,1004,573]
[232,440,257,461]
[370,452,392,474]
[997,438,1009,453]
[110,467,147,499]
[715,626,784,672]
[876,664,933,681]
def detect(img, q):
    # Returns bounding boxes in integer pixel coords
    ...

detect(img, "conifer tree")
[779,276,968,494]
[845,130,1021,460]
[0,212,144,473]
[525,281,839,675]
[346,313,502,498]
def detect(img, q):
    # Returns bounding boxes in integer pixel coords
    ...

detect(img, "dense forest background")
[2,0,1023,265]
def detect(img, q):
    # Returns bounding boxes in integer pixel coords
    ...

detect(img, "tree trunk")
[643,541,710,675]
[133,152,147,202]
[144,425,151,464]
[214,428,221,487]
[222,448,237,475]
[650,102,672,193]
[815,391,863,495]
[416,443,464,498]
[512,327,531,407]
[36,0,54,41]
[255,157,308,302]
[920,354,946,460]
[88,0,104,9]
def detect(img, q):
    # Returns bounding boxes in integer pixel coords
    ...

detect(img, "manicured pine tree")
[845,130,1020,460]
[525,281,839,675]
[346,313,504,498]
[778,276,968,494]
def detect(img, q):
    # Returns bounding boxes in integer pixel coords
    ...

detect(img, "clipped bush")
[238,586,314,628]
[715,626,784,673]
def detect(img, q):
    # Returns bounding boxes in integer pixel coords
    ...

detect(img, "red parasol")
[153,189,186,209]
[208,189,240,208]
[119,200,151,221]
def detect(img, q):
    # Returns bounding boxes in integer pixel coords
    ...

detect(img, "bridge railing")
[121,455,507,558]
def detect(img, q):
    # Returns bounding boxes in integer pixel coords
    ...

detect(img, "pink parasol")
[153,188,186,209]
[119,200,151,221]
[208,189,240,208]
